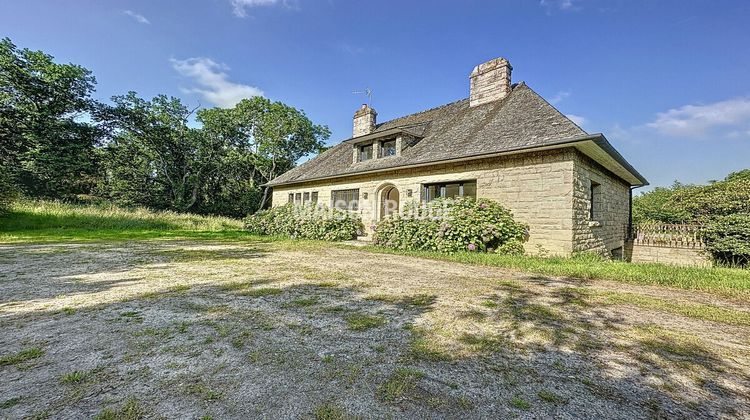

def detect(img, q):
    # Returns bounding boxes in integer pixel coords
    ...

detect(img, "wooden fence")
[625,223,705,249]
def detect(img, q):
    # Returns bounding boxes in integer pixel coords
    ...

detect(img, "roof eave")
[266,133,647,188]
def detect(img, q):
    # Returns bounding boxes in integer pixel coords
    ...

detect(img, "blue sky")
[2,0,749,190]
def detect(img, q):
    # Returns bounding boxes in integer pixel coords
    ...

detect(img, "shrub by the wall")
[702,214,750,267]
[372,197,528,253]
[244,204,362,241]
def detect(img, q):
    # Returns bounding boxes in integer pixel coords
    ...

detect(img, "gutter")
[266,133,648,188]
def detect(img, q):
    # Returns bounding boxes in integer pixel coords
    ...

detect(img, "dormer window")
[359,144,373,161]
[380,139,396,157]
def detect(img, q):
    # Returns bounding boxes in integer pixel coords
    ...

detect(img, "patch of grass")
[94,397,146,420]
[458,309,487,321]
[231,330,252,349]
[481,300,499,308]
[408,328,453,361]
[509,395,532,410]
[358,245,750,298]
[459,333,508,354]
[0,347,43,366]
[367,293,437,308]
[377,368,425,403]
[218,281,254,291]
[345,313,387,331]
[186,381,224,402]
[313,402,351,420]
[167,284,191,293]
[537,389,568,404]
[290,296,320,307]
[60,306,77,315]
[598,291,750,326]
[0,397,22,409]
[60,370,90,384]
[631,325,716,363]
[240,287,283,297]
[0,200,257,243]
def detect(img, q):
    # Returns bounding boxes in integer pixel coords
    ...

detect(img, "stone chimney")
[353,104,377,137]
[469,57,512,107]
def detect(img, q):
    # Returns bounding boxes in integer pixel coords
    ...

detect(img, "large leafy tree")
[0,37,101,198]
[199,97,330,210]
[100,92,225,212]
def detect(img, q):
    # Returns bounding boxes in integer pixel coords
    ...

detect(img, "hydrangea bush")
[244,204,363,241]
[372,197,528,254]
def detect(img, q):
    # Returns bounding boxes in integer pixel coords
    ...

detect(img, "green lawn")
[0,200,251,242]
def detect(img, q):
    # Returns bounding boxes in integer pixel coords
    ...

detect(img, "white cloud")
[171,57,263,108]
[566,114,587,127]
[550,90,570,105]
[540,0,579,13]
[646,98,750,138]
[230,0,285,17]
[124,10,150,24]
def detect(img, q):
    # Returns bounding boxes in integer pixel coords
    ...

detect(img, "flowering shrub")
[372,197,528,253]
[244,204,363,241]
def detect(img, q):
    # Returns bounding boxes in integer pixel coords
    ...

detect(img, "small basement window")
[423,180,477,202]
[359,144,373,161]
[379,139,396,157]
[589,181,601,220]
[331,189,359,210]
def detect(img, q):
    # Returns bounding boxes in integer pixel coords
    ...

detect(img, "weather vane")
[352,87,373,105]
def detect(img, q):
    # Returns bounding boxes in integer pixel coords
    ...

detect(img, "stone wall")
[624,242,712,267]
[571,152,631,256]
[272,148,579,255]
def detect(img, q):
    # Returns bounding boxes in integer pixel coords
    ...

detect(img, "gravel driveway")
[1,239,749,419]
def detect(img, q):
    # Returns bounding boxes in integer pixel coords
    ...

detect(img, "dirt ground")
[1,239,749,419]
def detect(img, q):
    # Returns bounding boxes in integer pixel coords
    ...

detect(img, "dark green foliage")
[633,169,750,266]
[702,215,750,266]
[373,197,528,253]
[244,204,362,241]
[0,37,101,199]
[0,166,17,213]
[99,94,328,217]
[632,183,692,225]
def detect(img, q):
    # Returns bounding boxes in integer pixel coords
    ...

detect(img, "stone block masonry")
[272,147,634,257]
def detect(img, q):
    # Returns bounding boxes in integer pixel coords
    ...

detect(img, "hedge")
[244,204,363,241]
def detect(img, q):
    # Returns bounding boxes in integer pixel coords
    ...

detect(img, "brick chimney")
[469,57,512,107]
[353,104,377,137]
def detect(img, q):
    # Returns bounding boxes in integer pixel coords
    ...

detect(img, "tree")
[0,37,101,198]
[100,92,223,212]
[199,97,330,210]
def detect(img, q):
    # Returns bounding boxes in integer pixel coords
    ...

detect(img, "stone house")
[266,57,648,256]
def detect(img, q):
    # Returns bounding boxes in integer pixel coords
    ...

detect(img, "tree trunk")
[257,186,270,213]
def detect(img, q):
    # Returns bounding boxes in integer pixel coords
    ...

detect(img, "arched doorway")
[380,185,400,220]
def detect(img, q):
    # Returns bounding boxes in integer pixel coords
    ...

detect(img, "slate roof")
[267,83,605,186]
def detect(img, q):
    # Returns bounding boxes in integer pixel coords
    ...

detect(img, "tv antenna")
[352,87,373,105]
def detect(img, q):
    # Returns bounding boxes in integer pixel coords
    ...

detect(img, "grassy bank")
[357,245,750,299]
[0,200,248,242]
